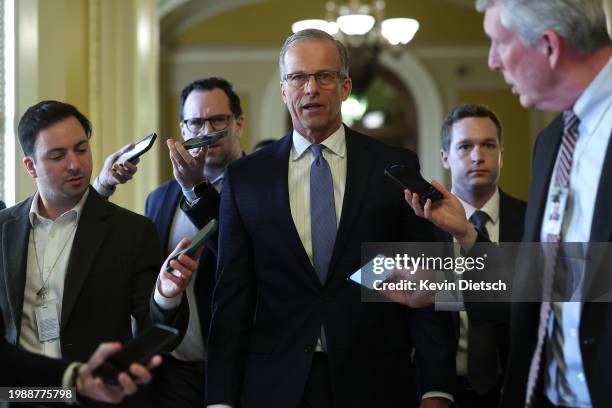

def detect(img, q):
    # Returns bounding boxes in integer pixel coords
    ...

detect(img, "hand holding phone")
[182,129,228,150]
[384,164,443,206]
[91,324,178,386]
[115,133,157,164]
[166,219,218,272]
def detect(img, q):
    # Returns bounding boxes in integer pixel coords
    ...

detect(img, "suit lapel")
[1,199,33,337]
[499,190,525,242]
[157,181,182,256]
[327,128,372,281]
[269,133,316,278]
[61,190,109,329]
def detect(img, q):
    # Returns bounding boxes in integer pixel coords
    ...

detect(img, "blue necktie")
[310,144,337,284]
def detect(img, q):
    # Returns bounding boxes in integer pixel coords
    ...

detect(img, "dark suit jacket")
[438,190,526,391]
[206,127,456,408]
[0,187,188,406]
[499,115,612,408]
[0,201,5,211]
[0,312,68,386]
[144,179,219,345]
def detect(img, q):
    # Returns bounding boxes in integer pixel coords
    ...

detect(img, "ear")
[440,149,451,170]
[541,29,563,69]
[499,146,504,169]
[280,81,288,104]
[340,77,352,101]
[23,156,37,179]
[234,115,245,137]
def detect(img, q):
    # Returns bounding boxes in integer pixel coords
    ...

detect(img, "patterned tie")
[310,144,337,284]
[525,110,580,407]
[469,210,490,241]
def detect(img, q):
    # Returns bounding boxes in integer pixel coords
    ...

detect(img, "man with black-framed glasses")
[92,81,244,408]
[140,77,244,408]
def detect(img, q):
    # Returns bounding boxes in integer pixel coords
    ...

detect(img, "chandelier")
[291,0,419,94]
[291,0,419,48]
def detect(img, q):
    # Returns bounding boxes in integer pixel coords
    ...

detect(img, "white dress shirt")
[165,175,225,362]
[542,57,612,408]
[20,190,89,359]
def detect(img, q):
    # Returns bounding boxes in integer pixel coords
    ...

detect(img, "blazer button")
[304,345,314,353]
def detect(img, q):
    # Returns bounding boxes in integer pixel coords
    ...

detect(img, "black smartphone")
[183,129,228,150]
[115,133,157,164]
[384,164,443,206]
[166,219,218,272]
[92,323,178,386]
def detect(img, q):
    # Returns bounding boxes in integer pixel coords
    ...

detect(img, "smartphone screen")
[115,133,157,164]
[384,164,443,205]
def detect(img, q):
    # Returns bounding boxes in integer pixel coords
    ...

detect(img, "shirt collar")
[573,56,612,136]
[456,188,500,225]
[29,189,89,227]
[291,124,347,161]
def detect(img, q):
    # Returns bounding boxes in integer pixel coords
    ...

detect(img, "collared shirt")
[454,190,500,376]
[19,190,89,359]
[543,56,612,408]
[165,178,225,362]
[288,125,346,264]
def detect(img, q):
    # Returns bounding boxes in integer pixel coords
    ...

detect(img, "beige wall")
[12,0,159,214]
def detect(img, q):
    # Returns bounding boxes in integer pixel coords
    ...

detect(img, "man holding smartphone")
[0,100,197,408]
[144,77,244,408]
[404,1,611,406]
[91,77,244,407]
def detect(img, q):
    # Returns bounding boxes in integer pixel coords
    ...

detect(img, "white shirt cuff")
[182,187,198,204]
[422,391,454,403]
[93,176,115,198]
[153,280,183,310]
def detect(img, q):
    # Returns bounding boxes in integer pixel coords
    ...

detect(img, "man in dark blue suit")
[143,77,244,408]
[436,104,526,407]
[406,1,611,406]
[204,29,456,408]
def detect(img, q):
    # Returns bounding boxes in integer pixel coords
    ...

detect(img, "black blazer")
[206,127,456,408]
[0,312,68,387]
[144,179,219,343]
[0,188,188,406]
[500,115,612,408]
[438,190,526,387]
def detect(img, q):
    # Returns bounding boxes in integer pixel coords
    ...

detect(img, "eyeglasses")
[283,70,344,88]
[182,114,234,134]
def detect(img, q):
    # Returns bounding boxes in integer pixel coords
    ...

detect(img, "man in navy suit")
[92,77,244,407]
[406,1,611,406]
[143,77,244,408]
[436,104,526,407]
[205,29,456,408]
